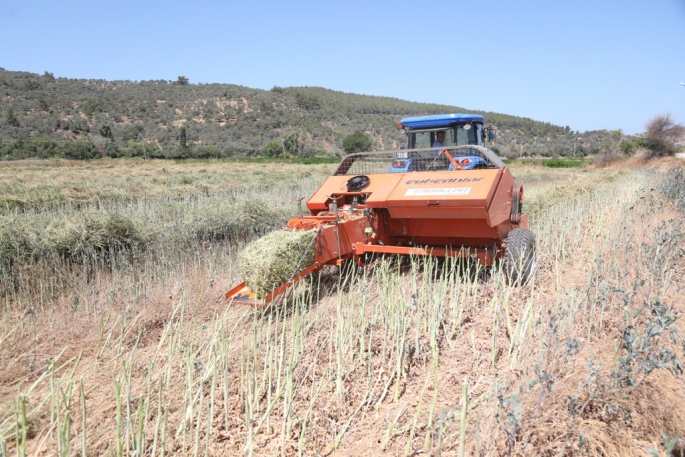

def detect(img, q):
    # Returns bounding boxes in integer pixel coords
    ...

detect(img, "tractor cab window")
[456,124,479,146]
[410,129,456,149]
[407,124,485,149]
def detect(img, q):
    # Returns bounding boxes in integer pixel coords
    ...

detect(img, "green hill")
[0,68,611,160]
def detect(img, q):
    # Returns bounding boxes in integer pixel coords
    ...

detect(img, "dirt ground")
[1,159,684,456]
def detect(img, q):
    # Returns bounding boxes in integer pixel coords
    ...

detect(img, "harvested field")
[0,159,684,456]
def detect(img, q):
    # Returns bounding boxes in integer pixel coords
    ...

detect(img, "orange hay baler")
[227,114,536,305]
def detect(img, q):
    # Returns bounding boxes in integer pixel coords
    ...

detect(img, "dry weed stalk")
[0,162,684,456]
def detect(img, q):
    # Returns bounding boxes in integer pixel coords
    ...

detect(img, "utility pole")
[279,129,286,157]
[140,133,147,160]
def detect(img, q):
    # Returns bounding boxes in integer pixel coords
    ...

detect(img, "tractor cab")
[392,113,496,172]
[401,113,487,149]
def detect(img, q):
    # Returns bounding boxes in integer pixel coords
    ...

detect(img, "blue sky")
[1,0,683,134]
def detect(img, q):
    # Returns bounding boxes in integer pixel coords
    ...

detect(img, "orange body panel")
[304,167,521,250]
[485,167,516,227]
[383,169,500,210]
[306,174,404,212]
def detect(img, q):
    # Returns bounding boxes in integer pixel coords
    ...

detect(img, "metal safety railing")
[333,145,504,176]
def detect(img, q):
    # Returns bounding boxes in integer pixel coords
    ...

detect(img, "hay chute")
[237,229,316,299]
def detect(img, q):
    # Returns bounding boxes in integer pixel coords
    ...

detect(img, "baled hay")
[238,229,316,299]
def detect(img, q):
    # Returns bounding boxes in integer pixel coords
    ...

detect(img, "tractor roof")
[400,113,485,130]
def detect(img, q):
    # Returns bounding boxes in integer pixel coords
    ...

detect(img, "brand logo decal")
[405,188,471,196]
[405,177,484,184]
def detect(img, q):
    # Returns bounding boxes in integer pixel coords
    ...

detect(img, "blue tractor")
[390,113,497,173]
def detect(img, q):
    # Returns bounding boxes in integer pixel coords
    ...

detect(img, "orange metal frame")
[352,243,494,265]
[225,262,323,306]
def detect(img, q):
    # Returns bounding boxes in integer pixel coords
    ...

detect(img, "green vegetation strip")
[173,157,340,165]
[542,159,586,168]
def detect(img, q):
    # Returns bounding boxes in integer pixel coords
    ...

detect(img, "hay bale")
[238,229,316,299]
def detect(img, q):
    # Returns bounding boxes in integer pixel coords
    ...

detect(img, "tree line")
[0,68,615,161]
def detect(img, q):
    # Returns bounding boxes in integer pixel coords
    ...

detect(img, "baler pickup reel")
[227,114,537,306]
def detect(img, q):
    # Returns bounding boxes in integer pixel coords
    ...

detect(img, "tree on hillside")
[177,76,189,86]
[295,92,320,110]
[644,114,685,158]
[98,124,114,141]
[179,126,188,149]
[343,131,373,154]
[5,107,19,127]
[37,98,49,112]
[283,132,300,155]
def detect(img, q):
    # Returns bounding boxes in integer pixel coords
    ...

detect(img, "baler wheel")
[503,228,536,285]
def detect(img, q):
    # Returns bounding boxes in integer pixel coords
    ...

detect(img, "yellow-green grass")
[0,158,335,214]
[0,159,333,304]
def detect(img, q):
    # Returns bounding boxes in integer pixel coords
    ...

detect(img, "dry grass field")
[1,158,684,456]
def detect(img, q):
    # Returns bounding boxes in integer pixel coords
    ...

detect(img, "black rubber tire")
[503,228,536,285]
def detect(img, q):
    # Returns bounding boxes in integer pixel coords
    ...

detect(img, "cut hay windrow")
[0,220,32,274]
[238,229,316,299]
[47,212,146,258]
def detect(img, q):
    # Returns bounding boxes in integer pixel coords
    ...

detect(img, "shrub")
[260,140,283,157]
[658,167,685,211]
[195,145,221,159]
[59,141,97,160]
[283,131,300,155]
[342,131,373,154]
[619,137,644,156]
[643,114,685,158]
[120,141,145,158]
[593,152,625,167]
